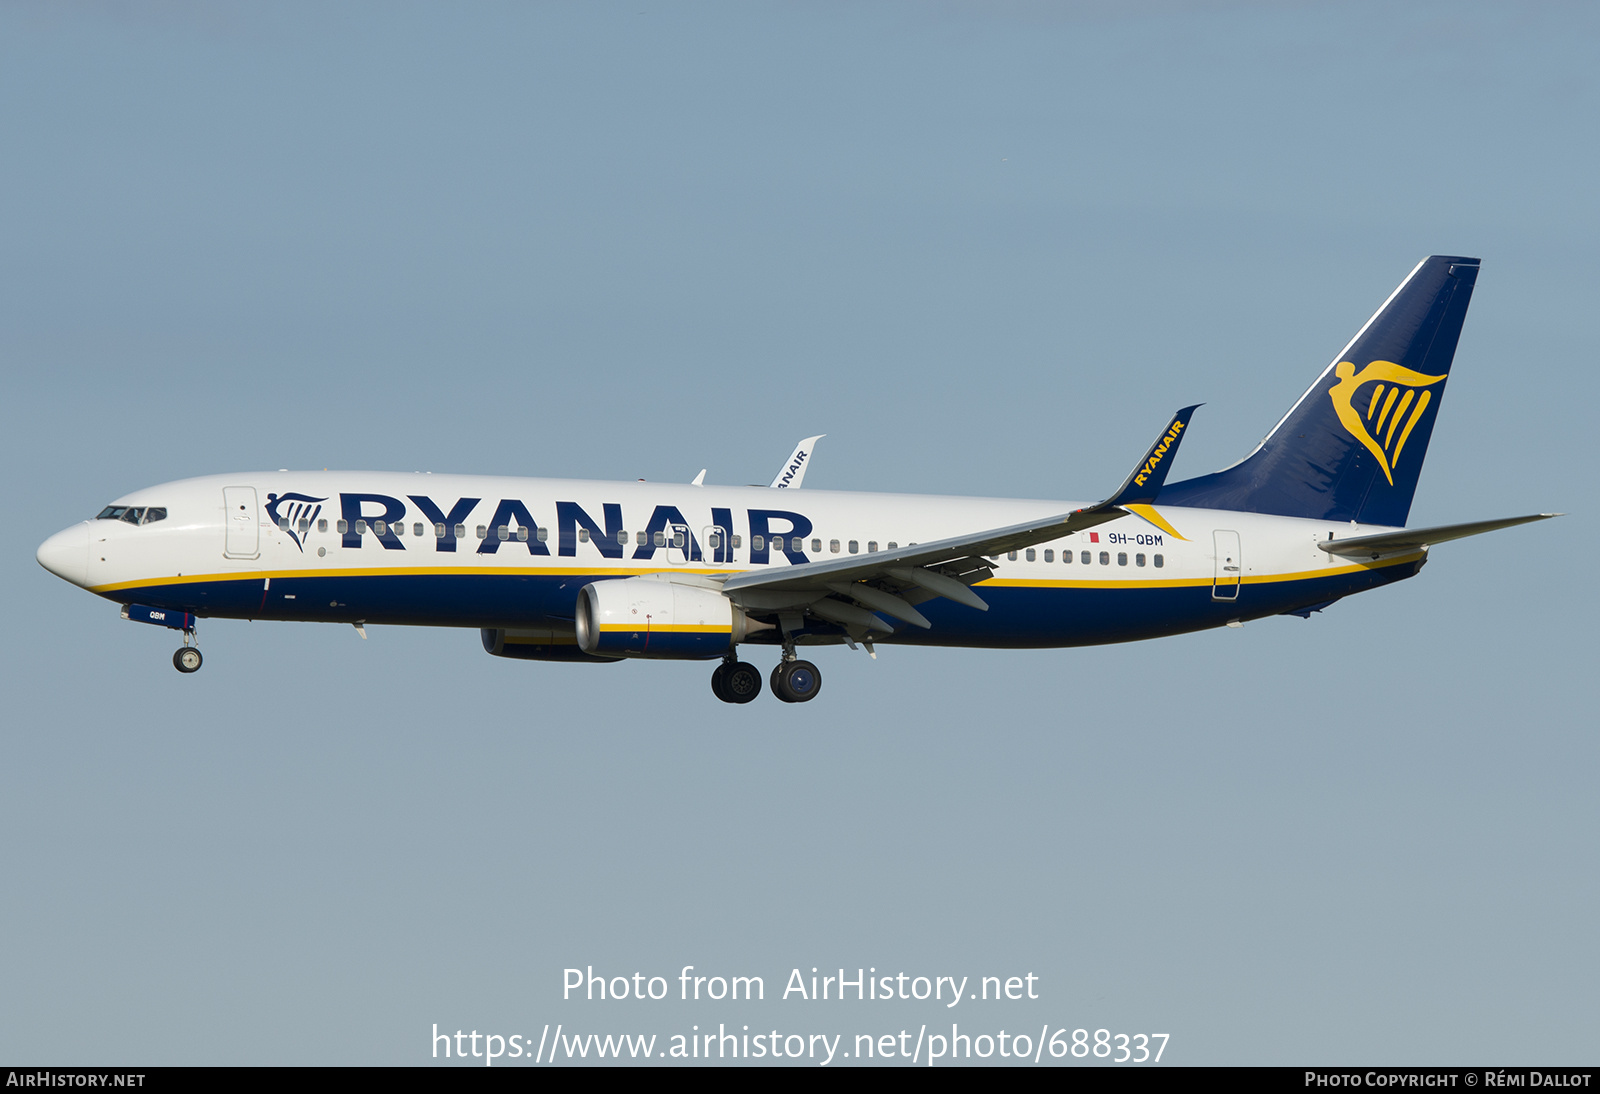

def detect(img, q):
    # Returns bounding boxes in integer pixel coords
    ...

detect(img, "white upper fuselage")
[38,470,1418,647]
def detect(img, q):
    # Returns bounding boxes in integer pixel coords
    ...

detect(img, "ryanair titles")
[1132,418,1187,488]
[329,492,815,566]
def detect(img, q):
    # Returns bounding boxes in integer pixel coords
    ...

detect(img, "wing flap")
[721,407,1202,629]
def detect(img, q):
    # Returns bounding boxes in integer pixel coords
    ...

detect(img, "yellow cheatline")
[1121,503,1187,541]
[598,623,729,634]
[978,552,1422,591]
[90,565,724,594]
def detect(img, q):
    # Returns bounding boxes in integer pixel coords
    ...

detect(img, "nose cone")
[37,523,91,588]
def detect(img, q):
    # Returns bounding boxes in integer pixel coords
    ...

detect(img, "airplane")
[36,255,1557,704]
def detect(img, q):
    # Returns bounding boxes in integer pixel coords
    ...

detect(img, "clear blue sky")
[2,0,1594,1065]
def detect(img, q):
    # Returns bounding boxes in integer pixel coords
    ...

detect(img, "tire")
[711,662,731,702]
[772,659,822,703]
[173,647,203,673]
[721,661,762,704]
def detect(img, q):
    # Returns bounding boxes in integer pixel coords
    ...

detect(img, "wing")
[721,407,1201,633]
[1319,513,1560,559]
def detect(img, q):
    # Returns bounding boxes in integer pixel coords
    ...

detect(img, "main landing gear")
[710,648,823,704]
[711,657,763,704]
[770,658,822,703]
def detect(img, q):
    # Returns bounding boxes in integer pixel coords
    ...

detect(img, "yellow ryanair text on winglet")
[1132,418,1187,488]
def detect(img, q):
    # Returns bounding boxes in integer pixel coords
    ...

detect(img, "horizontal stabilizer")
[1320,513,1560,558]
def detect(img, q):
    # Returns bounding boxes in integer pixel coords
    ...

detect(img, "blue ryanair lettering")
[340,493,407,550]
[711,507,734,563]
[632,505,701,561]
[476,499,550,555]
[408,495,480,553]
[557,501,625,559]
[747,509,813,565]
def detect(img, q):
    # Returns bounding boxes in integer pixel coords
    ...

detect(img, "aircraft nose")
[37,523,91,588]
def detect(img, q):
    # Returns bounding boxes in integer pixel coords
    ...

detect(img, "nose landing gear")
[173,626,203,673]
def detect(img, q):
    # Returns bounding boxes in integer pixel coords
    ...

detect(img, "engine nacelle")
[481,627,622,663]
[576,576,755,659]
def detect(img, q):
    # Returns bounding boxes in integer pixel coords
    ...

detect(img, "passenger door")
[1212,529,1241,601]
[223,486,260,559]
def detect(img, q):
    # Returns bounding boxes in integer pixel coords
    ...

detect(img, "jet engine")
[575,576,761,659]
[481,626,622,663]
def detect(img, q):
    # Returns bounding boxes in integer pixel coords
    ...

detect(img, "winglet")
[1101,405,1201,508]
[770,435,825,489]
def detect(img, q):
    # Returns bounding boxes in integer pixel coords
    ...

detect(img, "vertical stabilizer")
[1158,256,1479,526]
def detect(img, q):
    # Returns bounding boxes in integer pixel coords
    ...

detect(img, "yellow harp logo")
[1328,360,1447,485]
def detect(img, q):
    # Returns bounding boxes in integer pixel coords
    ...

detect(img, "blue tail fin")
[1158,255,1479,527]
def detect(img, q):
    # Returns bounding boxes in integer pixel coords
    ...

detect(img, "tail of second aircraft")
[1158,255,1480,527]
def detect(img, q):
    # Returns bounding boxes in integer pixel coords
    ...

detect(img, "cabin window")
[337,520,349,534]
[616,530,628,545]
[987,554,998,561]
[454,524,466,539]
[377,520,390,536]
[887,541,897,549]
[355,520,369,535]
[537,527,548,542]
[516,527,529,542]
[578,528,590,543]
[672,531,686,549]
[848,540,859,554]
[830,539,840,554]
[1154,554,1164,568]
[1115,552,1125,566]
[1136,553,1146,567]
[496,526,509,541]
[751,534,765,552]
[1081,551,1091,564]
[476,525,486,539]
[636,531,647,546]
[278,517,291,531]
[394,521,404,536]
[1099,551,1110,565]
[811,538,822,553]
[318,519,328,533]
[654,530,666,547]
[868,541,878,553]
[1026,548,1036,561]
[434,523,446,538]
[707,532,721,551]
[1007,550,1017,561]
[413,523,423,538]
[298,518,310,533]
[732,535,742,549]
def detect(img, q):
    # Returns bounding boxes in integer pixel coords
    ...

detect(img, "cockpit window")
[95,506,167,525]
